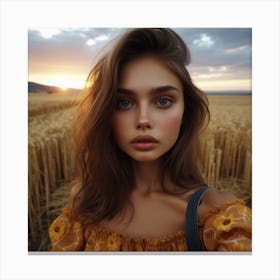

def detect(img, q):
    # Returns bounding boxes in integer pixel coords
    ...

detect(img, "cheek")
[111,114,130,142]
[159,111,184,134]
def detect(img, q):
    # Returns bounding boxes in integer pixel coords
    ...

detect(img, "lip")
[131,135,159,151]
[131,135,159,143]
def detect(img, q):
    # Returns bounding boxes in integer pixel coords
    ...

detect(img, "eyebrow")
[117,85,180,95]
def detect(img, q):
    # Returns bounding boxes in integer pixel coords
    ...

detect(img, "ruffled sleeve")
[48,206,86,251]
[202,200,252,251]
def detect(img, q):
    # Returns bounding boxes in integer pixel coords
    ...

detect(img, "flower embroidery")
[49,217,68,242]
[203,202,252,251]
[213,213,235,232]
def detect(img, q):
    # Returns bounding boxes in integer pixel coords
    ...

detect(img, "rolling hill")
[28,82,80,94]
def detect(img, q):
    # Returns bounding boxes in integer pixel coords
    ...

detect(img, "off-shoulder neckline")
[63,199,244,242]
[88,223,187,242]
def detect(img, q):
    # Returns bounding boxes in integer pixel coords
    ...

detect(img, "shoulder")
[202,187,237,208]
[198,187,238,222]
[198,187,252,251]
[48,205,87,251]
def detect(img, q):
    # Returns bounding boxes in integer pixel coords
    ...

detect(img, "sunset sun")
[45,76,84,89]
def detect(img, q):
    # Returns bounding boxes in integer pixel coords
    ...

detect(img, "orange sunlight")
[45,77,84,89]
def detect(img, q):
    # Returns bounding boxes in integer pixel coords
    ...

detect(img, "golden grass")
[28,93,252,251]
[201,95,252,189]
[28,92,78,249]
[28,92,79,117]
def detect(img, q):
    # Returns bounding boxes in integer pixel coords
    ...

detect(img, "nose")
[136,103,152,129]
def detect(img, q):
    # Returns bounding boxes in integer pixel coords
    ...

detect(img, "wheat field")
[28,92,252,251]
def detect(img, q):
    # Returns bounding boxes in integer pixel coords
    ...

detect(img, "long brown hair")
[70,28,210,223]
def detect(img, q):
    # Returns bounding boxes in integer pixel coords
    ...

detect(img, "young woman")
[49,28,252,251]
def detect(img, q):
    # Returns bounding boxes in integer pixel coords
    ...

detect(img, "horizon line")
[28,81,252,94]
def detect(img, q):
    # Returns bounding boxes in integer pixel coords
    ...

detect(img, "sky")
[28,28,252,92]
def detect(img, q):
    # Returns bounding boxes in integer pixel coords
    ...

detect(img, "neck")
[133,161,163,194]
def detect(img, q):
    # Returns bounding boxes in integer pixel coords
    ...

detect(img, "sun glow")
[44,76,85,89]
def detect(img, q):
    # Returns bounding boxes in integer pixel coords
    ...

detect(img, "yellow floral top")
[49,200,251,251]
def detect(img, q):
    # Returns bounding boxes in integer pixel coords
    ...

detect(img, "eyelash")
[116,97,174,110]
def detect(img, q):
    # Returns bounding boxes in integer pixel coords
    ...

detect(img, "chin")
[129,152,164,163]
[134,158,159,163]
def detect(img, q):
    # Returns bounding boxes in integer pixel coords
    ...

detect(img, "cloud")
[36,28,62,39]
[28,28,252,91]
[28,28,123,73]
[173,28,251,66]
[86,39,96,46]
[86,34,110,46]
[225,45,250,53]
[193,33,215,47]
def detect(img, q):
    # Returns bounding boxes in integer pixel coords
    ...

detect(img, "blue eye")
[117,99,132,109]
[157,97,172,107]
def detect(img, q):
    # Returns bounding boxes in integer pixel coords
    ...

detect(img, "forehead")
[119,56,183,90]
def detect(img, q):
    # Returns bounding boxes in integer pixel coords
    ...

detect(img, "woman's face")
[112,56,184,163]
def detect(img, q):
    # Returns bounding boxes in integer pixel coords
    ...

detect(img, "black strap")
[185,186,210,251]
